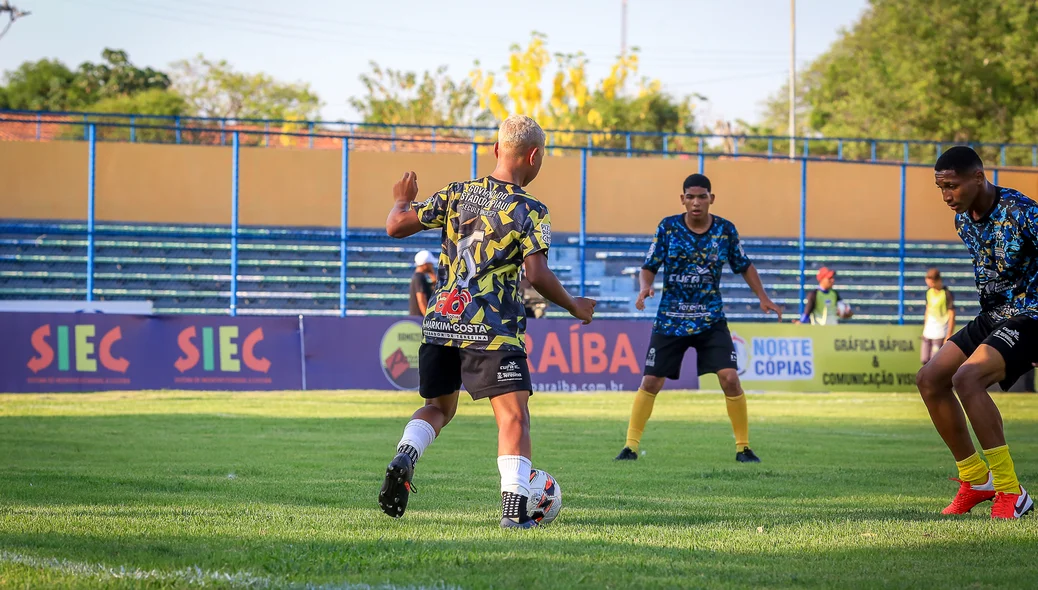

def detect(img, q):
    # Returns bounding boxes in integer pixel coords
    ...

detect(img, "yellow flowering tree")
[470,33,697,153]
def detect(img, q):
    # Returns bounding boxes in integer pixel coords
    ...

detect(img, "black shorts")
[948,314,1038,391]
[644,321,738,379]
[418,343,533,400]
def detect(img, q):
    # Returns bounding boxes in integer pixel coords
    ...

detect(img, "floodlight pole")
[621,0,628,57]
[789,0,796,159]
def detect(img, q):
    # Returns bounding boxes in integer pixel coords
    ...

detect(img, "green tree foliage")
[77,88,190,142]
[170,55,322,121]
[470,33,698,152]
[0,49,170,111]
[74,48,171,103]
[0,58,80,110]
[349,63,491,130]
[755,0,1038,163]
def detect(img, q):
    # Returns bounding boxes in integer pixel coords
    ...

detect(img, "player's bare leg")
[490,390,537,528]
[950,345,1031,518]
[917,343,1026,516]
[717,368,758,463]
[916,343,975,460]
[916,343,995,514]
[951,346,1007,449]
[379,392,460,518]
[411,393,460,435]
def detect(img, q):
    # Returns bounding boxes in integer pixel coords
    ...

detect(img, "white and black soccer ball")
[527,469,562,525]
[837,301,852,319]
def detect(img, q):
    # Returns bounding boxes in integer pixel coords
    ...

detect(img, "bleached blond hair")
[498,114,546,155]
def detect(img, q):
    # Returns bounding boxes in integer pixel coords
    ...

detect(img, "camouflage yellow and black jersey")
[413,176,552,351]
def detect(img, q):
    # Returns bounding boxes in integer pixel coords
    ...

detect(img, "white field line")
[0,551,462,590]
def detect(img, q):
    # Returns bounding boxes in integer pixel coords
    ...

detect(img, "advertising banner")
[303,316,698,392]
[0,313,302,393]
[698,323,922,392]
[2,313,930,394]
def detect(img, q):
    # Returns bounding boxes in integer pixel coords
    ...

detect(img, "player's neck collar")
[487,175,523,190]
[682,213,714,235]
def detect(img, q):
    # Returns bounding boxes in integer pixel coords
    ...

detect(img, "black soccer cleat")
[378,452,416,518]
[500,517,539,529]
[500,492,537,529]
[614,447,639,461]
[736,447,761,463]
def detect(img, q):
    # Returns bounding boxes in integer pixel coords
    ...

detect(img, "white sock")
[497,455,532,497]
[396,419,436,464]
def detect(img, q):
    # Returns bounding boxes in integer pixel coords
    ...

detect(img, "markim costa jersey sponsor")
[413,176,551,351]
[955,187,1038,322]
[643,214,751,336]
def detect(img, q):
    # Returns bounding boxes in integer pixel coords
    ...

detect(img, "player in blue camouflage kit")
[615,174,782,463]
[917,146,1037,520]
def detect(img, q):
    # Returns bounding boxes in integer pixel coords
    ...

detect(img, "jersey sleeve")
[412,183,453,229]
[1022,200,1038,246]
[520,204,552,259]
[643,222,667,273]
[727,223,752,274]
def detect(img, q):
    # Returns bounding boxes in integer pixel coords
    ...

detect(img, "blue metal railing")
[6,118,1038,323]
[6,109,1038,167]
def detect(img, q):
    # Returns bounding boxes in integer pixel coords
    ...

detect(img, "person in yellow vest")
[921,267,956,365]
[797,266,852,325]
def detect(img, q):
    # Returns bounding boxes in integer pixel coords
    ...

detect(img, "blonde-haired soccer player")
[380,115,596,528]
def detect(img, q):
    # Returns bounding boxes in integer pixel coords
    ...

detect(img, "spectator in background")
[797,266,852,325]
[921,267,956,365]
[409,250,437,316]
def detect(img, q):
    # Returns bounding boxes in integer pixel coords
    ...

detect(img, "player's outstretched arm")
[523,252,596,324]
[386,171,427,239]
[635,269,656,311]
[741,264,783,321]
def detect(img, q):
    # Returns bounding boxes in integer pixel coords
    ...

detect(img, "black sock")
[397,444,418,467]
[502,491,529,522]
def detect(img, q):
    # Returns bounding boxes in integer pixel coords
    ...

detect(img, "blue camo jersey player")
[615,174,782,464]
[917,146,1038,519]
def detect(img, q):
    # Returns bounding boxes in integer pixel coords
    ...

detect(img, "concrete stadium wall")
[3,140,1037,241]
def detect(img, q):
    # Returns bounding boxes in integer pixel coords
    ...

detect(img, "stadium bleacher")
[0,220,979,323]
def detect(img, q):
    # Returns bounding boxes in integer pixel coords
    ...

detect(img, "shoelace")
[991,492,1018,518]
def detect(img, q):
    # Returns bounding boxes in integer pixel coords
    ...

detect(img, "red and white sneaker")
[942,472,996,515]
[991,485,1034,520]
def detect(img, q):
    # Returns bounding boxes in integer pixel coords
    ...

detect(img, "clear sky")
[1,0,868,126]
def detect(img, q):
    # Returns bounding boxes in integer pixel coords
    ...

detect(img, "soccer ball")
[837,301,852,318]
[527,469,562,525]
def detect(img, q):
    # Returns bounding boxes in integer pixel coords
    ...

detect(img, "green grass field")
[1,390,1037,589]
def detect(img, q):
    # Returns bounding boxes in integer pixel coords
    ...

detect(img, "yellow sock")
[725,393,750,450]
[954,452,990,485]
[624,389,657,453]
[984,445,1021,493]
